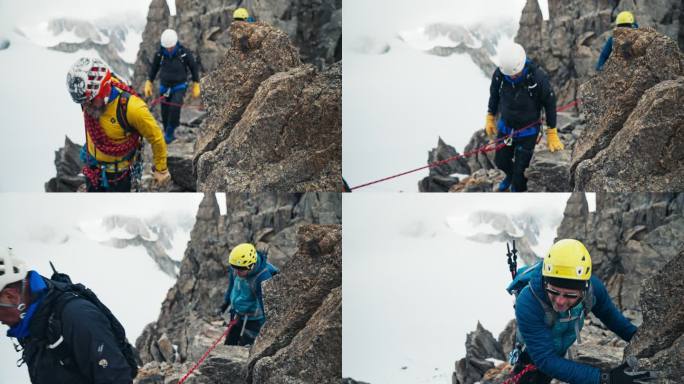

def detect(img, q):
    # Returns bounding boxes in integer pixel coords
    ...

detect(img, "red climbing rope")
[176,320,236,384]
[349,99,582,191]
[149,95,205,110]
[502,364,538,384]
[83,113,140,157]
[83,81,142,157]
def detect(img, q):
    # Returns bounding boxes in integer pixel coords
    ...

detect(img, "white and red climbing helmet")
[66,57,112,104]
[0,248,26,291]
[498,43,527,76]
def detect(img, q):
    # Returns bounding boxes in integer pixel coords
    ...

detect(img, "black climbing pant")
[85,170,132,192]
[512,351,552,384]
[494,134,537,192]
[161,88,186,133]
[224,316,263,346]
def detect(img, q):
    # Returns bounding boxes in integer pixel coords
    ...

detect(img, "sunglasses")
[545,287,581,299]
[232,265,252,271]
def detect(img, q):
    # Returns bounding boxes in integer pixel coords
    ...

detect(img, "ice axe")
[49,261,72,284]
[507,240,518,279]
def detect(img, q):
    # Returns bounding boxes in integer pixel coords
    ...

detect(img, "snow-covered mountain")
[17,15,144,80]
[78,213,195,277]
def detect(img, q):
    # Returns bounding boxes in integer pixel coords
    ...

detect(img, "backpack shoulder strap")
[583,282,595,316]
[178,45,188,65]
[248,268,270,317]
[44,287,86,367]
[116,91,134,134]
[528,281,556,327]
[46,283,140,379]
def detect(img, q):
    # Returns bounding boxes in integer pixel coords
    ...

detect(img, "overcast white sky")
[0,0,155,35]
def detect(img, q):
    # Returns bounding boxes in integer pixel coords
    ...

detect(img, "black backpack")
[495,61,544,107]
[47,265,140,379]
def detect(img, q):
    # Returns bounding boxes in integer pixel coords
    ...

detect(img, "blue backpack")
[506,261,595,329]
[505,261,595,364]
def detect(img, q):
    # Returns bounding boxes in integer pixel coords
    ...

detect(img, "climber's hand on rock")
[601,362,658,384]
[152,167,171,185]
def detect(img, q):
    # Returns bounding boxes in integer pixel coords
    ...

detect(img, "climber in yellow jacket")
[66,57,170,192]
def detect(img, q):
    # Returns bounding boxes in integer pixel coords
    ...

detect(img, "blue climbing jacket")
[596,23,639,71]
[509,262,637,384]
[223,251,279,323]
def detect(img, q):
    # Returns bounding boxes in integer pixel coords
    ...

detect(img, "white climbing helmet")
[0,248,26,291]
[161,29,178,48]
[498,42,527,76]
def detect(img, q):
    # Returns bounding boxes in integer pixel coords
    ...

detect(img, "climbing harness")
[149,95,204,110]
[81,82,142,190]
[346,99,581,190]
[160,82,188,97]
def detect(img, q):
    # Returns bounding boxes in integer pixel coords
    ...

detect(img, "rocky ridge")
[132,192,341,384]
[421,20,682,192]
[47,3,341,192]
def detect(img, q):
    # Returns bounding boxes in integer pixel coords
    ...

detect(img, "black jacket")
[148,45,200,87]
[19,279,132,384]
[487,61,557,129]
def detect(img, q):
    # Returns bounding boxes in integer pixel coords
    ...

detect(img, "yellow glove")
[192,82,201,98]
[152,167,171,185]
[144,80,153,98]
[485,113,497,138]
[546,128,564,152]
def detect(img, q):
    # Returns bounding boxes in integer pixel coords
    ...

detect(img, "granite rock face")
[192,21,341,192]
[515,0,684,106]
[133,192,341,384]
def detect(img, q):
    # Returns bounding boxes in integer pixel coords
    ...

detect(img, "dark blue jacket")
[223,251,279,322]
[148,44,200,87]
[515,266,637,384]
[11,272,132,384]
[487,60,557,129]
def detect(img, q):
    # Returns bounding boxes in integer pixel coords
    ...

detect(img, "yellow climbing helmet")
[542,239,592,281]
[229,243,257,269]
[233,7,249,21]
[615,11,635,26]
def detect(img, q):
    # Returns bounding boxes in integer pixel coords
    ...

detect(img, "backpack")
[495,61,543,107]
[506,261,594,345]
[158,45,188,68]
[46,268,140,379]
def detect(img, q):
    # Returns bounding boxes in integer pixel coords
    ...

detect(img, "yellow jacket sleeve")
[126,96,168,171]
